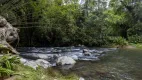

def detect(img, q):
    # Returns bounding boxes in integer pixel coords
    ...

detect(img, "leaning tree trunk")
[0,16,19,54]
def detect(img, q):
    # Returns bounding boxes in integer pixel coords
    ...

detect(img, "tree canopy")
[0,0,142,47]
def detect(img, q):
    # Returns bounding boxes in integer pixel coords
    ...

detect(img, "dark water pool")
[58,49,142,80]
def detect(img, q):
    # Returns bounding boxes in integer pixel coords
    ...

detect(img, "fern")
[0,54,20,77]
[0,67,14,77]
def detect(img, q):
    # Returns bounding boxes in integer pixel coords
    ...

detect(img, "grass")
[11,64,79,80]
[129,43,142,48]
[102,43,142,49]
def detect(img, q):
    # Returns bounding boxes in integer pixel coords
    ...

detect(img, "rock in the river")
[20,53,59,61]
[83,49,91,56]
[37,54,49,59]
[24,61,38,69]
[35,59,51,68]
[83,49,88,52]
[79,77,85,80]
[51,49,62,53]
[23,59,51,69]
[20,58,27,64]
[56,56,76,65]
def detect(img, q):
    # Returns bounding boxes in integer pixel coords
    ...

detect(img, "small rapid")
[17,47,117,62]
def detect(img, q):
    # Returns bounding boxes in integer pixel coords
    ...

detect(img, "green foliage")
[0,54,78,80]
[14,64,79,80]
[0,67,13,77]
[129,43,142,48]
[128,22,142,36]
[128,35,142,43]
[107,36,128,46]
[0,0,25,23]
[0,45,20,77]
[1,0,142,47]
[0,54,20,77]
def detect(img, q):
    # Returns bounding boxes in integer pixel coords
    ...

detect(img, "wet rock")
[83,49,91,56]
[24,61,38,69]
[20,53,39,60]
[37,54,49,59]
[83,49,88,52]
[77,44,85,47]
[20,53,59,61]
[51,49,62,53]
[84,52,92,56]
[56,56,76,65]
[37,54,60,61]
[23,59,51,69]
[35,59,51,68]
[20,58,27,64]
[61,48,71,52]
[79,77,85,80]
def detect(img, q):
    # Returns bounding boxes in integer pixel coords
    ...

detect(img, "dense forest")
[0,0,142,80]
[0,0,142,47]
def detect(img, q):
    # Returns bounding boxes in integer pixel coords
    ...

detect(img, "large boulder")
[0,16,19,54]
[56,56,76,65]
[35,59,51,68]
[20,58,27,64]
[24,59,51,69]
[5,23,19,43]
[24,61,38,69]
[79,77,85,80]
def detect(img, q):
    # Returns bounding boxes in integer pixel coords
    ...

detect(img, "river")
[17,47,142,80]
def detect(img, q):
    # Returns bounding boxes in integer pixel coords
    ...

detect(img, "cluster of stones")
[20,49,94,70]
[20,56,76,70]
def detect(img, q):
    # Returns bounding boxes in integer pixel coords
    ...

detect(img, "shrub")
[0,54,20,78]
[128,35,142,43]
[107,36,128,46]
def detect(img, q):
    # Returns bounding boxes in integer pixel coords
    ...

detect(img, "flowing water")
[17,47,142,80]
[65,49,142,80]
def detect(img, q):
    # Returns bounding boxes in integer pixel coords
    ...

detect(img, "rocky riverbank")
[18,47,117,70]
